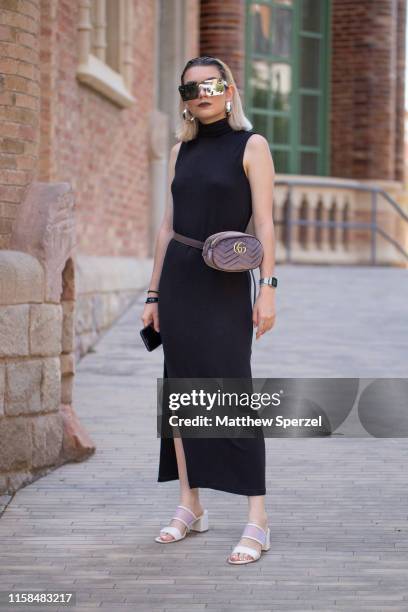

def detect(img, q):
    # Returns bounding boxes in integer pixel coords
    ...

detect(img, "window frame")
[77,0,135,108]
[244,0,331,175]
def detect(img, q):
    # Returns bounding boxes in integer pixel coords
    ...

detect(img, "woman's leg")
[158,437,204,542]
[228,495,268,562]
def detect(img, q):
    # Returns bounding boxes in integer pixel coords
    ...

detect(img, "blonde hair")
[174,56,253,142]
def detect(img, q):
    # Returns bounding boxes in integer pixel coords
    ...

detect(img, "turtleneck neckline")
[197,116,233,138]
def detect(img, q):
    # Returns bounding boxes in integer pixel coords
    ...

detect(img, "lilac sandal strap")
[241,522,267,546]
[171,505,198,529]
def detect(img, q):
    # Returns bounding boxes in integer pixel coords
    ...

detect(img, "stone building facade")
[0,0,406,495]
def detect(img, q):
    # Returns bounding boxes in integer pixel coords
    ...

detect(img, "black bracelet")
[147,289,159,294]
[146,296,159,304]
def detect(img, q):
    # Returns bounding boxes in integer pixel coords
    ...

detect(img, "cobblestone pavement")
[0,265,407,611]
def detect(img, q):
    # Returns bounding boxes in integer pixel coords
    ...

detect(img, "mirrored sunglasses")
[178,77,228,101]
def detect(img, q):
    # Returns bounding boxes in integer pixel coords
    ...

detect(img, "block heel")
[191,508,209,532]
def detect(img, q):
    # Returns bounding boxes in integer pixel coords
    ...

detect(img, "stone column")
[199,0,246,96]
[149,110,169,255]
[331,0,405,181]
[0,182,96,495]
[150,0,199,256]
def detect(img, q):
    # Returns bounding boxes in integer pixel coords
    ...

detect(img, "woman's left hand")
[253,287,276,340]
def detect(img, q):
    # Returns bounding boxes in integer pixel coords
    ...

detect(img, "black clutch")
[140,323,162,351]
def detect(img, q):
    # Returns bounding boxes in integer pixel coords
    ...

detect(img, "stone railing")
[269,176,408,266]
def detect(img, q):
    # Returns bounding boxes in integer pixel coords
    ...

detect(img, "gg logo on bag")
[233,241,247,255]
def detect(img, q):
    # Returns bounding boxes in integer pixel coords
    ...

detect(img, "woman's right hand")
[141,302,160,333]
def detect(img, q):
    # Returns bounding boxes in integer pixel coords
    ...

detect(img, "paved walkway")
[1,265,408,611]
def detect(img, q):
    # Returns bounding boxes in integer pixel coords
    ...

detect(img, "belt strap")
[172,231,257,308]
[173,232,204,249]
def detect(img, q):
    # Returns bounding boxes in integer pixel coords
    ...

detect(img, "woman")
[141,56,276,564]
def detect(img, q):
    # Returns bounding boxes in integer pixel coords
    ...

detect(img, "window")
[77,0,135,108]
[245,0,330,175]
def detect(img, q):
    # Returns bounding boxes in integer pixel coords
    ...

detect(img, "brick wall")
[331,0,406,181]
[37,0,157,258]
[0,1,158,258]
[0,0,41,249]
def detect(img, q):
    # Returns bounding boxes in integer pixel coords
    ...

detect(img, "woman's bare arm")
[243,134,276,339]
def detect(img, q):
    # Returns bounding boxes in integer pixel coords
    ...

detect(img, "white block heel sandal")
[227,522,271,564]
[155,505,209,543]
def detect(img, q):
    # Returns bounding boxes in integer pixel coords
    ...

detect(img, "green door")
[245,0,331,175]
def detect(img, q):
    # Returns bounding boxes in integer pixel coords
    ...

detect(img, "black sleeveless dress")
[157,116,266,496]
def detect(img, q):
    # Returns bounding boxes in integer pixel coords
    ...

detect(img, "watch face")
[261,277,277,287]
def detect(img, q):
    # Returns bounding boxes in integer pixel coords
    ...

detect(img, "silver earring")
[183,107,195,122]
[226,100,232,115]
